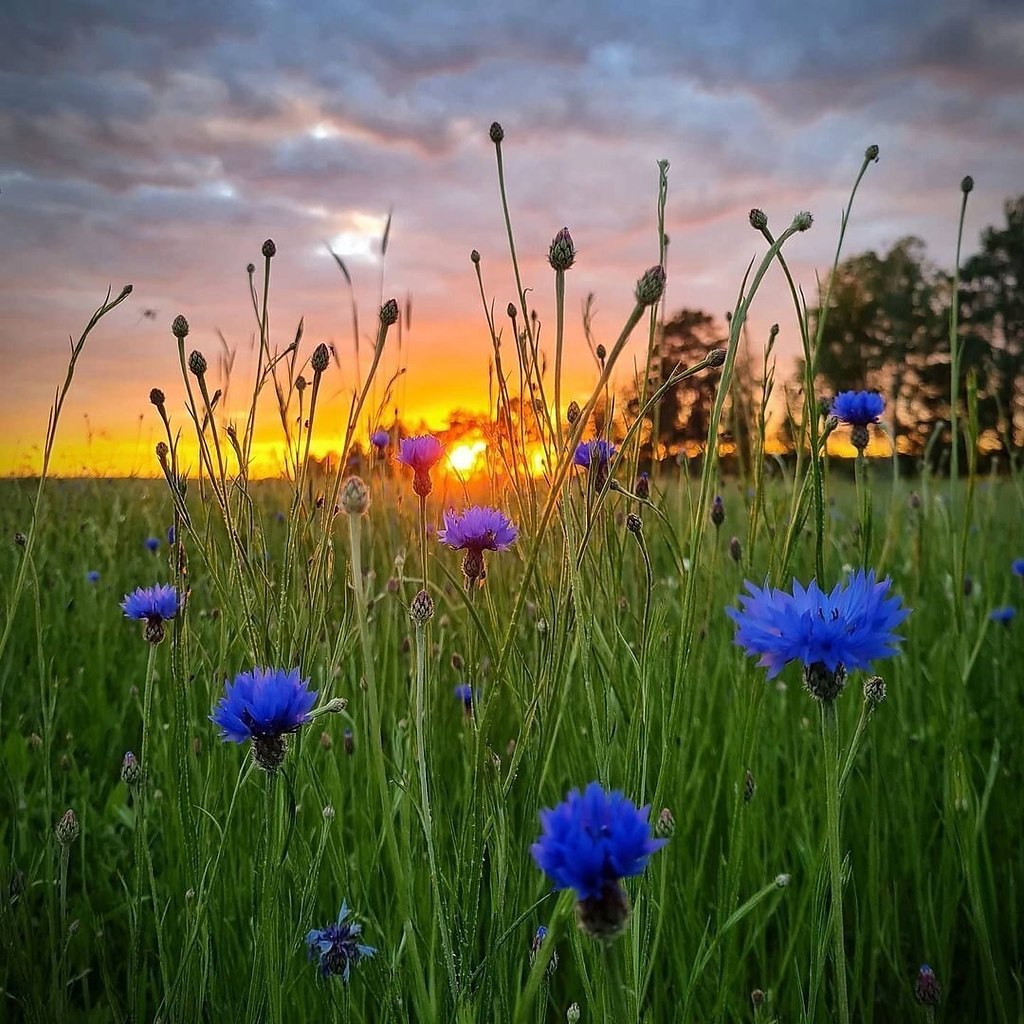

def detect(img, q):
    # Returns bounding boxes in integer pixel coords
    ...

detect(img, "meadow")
[1,135,1022,1023]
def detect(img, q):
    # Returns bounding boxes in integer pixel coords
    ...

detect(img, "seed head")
[749,208,768,231]
[489,121,504,143]
[149,388,165,408]
[311,343,330,374]
[960,175,974,195]
[262,238,277,258]
[55,809,79,847]
[865,143,880,162]
[340,475,370,515]
[635,265,666,307]
[380,298,399,326]
[567,400,581,425]
[707,348,726,368]
[774,873,790,888]
[915,964,940,1007]
[410,589,434,626]
[626,513,642,536]
[548,227,576,271]
[171,314,190,340]
[751,989,765,1009]
[729,536,742,563]
[863,675,886,706]
[188,350,207,377]
[793,211,814,232]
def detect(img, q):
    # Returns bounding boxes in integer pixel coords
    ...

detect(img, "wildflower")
[145,536,160,554]
[864,675,886,706]
[1012,559,1024,577]
[167,525,175,545]
[710,495,725,528]
[171,314,189,339]
[121,751,142,787]
[397,435,445,498]
[210,667,317,772]
[380,298,399,326]
[311,343,330,374]
[454,684,474,716]
[729,536,742,563]
[530,924,558,973]
[306,902,376,981]
[438,506,518,587]
[989,605,1015,624]
[727,570,908,703]
[635,265,666,307]
[340,476,370,515]
[121,584,178,645]
[409,589,435,626]
[914,964,940,1007]
[86,570,100,584]
[635,472,650,500]
[55,809,79,847]
[489,121,504,143]
[830,391,885,452]
[574,440,616,489]
[370,428,389,452]
[654,807,675,839]
[548,227,576,272]
[262,238,276,258]
[530,782,666,940]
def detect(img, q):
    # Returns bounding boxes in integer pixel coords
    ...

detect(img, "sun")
[448,441,486,474]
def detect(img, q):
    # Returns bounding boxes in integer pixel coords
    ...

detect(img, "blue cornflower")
[727,569,908,702]
[86,570,100,584]
[370,428,389,451]
[830,391,885,452]
[1011,559,1024,577]
[573,439,617,488]
[989,605,1016,624]
[144,536,160,554]
[210,667,317,771]
[530,924,558,972]
[306,903,376,981]
[454,683,474,715]
[121,584,178,644]
[167,525,175,545]
[438,506,518,585]
[531,782,666,940]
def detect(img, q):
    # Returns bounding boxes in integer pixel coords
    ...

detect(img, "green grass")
[1,468,1021,1022]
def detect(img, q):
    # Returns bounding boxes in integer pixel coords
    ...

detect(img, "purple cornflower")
[1011,559,1024,577]
[397,435,445,497]
[438,506,518,586]
[914,964,940,1008]
[306,903,376,981]
[573,439,617,489]
[121,584,178,644]
[727,569,908,703]
[989,605,1016,624]
[531,782,666,940]
[86,570,100,584]
[370,428,389,452]
[210,667,317,771]
[454,683,474,715]
[830,391,885,452]
[144,536,160,554]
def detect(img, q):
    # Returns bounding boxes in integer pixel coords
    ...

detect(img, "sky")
[1,0,1022,475]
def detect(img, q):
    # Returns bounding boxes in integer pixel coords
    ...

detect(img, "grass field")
[1,153,1022,1024]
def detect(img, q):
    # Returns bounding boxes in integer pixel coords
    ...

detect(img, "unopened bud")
[121,751,142,787]
[729,536,742,563]
[156,441,169,462]
[595,344,606,361]
[707,348,726,367]
[410,589,434,626]
[14,531,26,547]
[914,964,941,1008]
[751,989,765,1009]
[749,208,768,231]
[960,175,974,195]
[774,873,790,888]
[246,262,255,275]
[793,211,814,232]
[566,400,581,425]
[489,121,504,143]
[654,807,675,838]
[863,675,886,706]
[55,809,79,847]
[635,265,666,307]
[470,248,481,264]
[548,227,576,271]
[567,1004,581,1024]
[262,238,277,258]
[340,475,370,515]
[149,388,165,408]
[320,696,348,715]
[625,513,642,535]
[635,472,650,500]
[188,350,207,377]
[295,375,307,392]
[865,143,880,162]
[311,343,330,374]
[507,302,517,320]
[710,495,725,528]
[380,298,399,326]
[171,314,190,339]
[322,804,335,821]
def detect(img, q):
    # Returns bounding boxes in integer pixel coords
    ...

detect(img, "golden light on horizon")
[447,441,486,475]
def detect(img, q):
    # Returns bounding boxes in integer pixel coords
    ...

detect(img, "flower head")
[574,439,617,488]
[121,584,178,644]
[990,605,1016,624]
[454,683,474,714]
[727,570,908,701]
[370,428,389,451]
[306,902,376,981]
[86,570,101,584]
[144,536,160,554]
[914,964,940,1008]
[210,667,317,771]
[1011,559,1024,578]
[531,782,666,940]
[439,506,517,585]
[830,391,885,426]
[167,525,175,545]
[397,435,445,497]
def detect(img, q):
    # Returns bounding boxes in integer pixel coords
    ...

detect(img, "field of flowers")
[1,134,1022,1023]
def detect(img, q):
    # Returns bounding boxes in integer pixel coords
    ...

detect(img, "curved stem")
[822,700,851,1024]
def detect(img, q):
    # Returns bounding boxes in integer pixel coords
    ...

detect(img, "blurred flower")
[531,782,666,940]
[144,536,160,554]
[397,435,445,498]
[989,605,1016,624]
[454,683,474,715]
[727,570,908,703]
[167,525,175,545]
[710,495,725,528]
[86,570,100,584]
[1012,559,1024,577]
[121,751,142,787]
[121,584,178,644]
[370,428,389,451]
[210,667,317,771]
[438,506,518,586]
[306,902,376,981]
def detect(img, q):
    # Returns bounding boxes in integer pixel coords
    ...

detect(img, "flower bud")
[654,807,675,839]
[707,348,726,367]
[625,513,642,536]
[710,495,725,528]
[470,248,481,264]
[635,265,666,307]
[793,211,814,232]
[149,388,165,408]
[914,964,940,1007]
[171,314,190,339]
[311,343,330,374]
[729,536,742,563]
[595,344,606,361]
[410,589,434,626]
[865,143,880,162]
[863,675,886,706]
[749,208,768,231]
[121,751,142,787]
[246,262,256,275]
[55,809,79,847]
[489,121,504,143]
[507,302,517,320]
[340,475,370,515]
[156,441,169,462]
[567,400,581,425]
[548,227,576,271]
[960,175,974,195]
[380,298,399,326]
[567,1004,581,1024]
[188,350,207,377]
[774,873,790,888]
[635,472,650,500]
[14,531,27,547]
[262,238,277,258]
